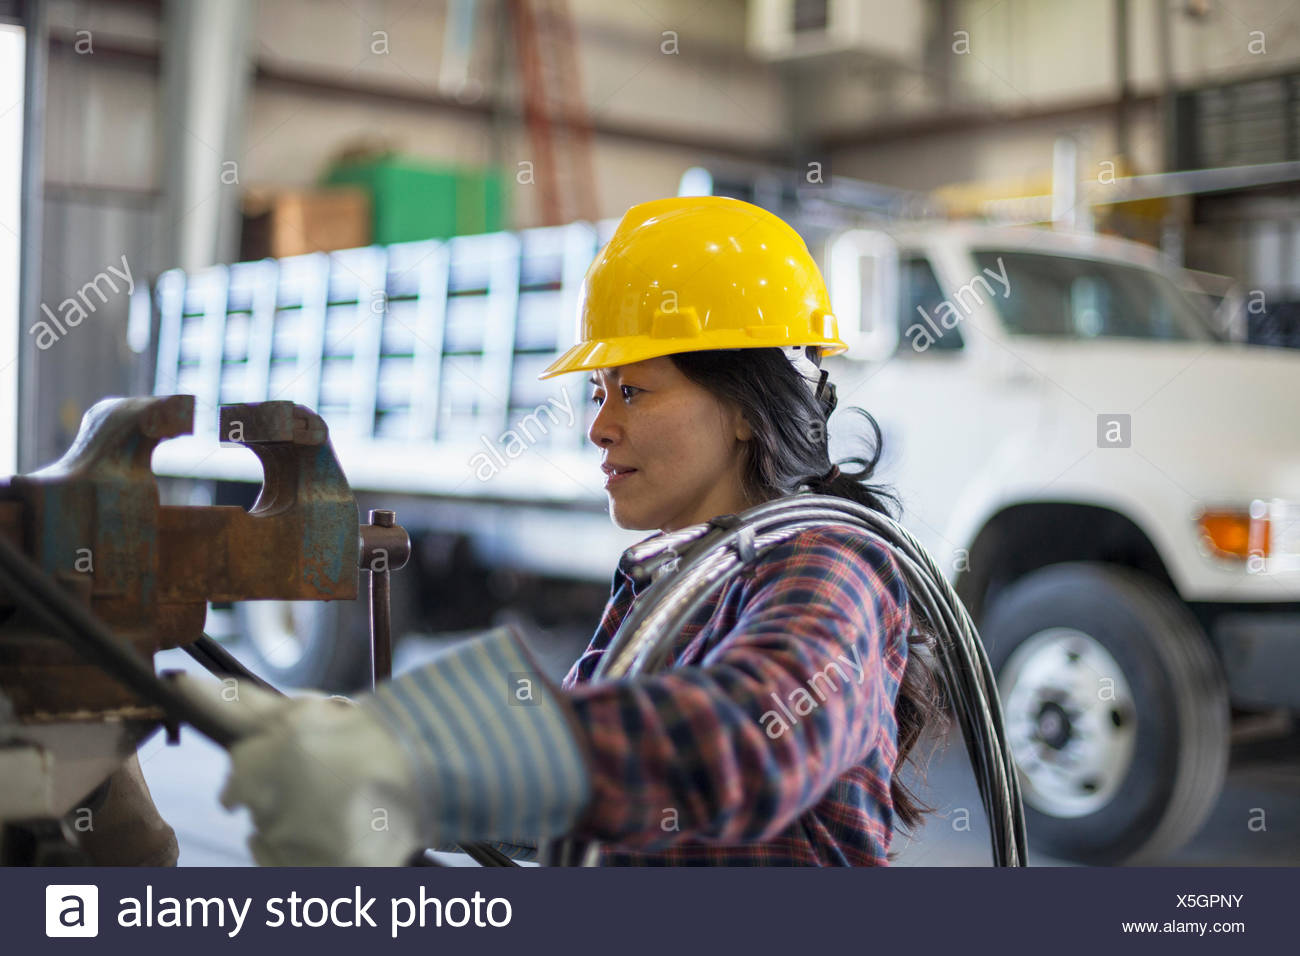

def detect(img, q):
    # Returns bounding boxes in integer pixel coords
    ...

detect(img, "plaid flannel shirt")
[561,521,913,865]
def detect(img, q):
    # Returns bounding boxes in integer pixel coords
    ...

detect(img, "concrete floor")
[143,634,1300,868]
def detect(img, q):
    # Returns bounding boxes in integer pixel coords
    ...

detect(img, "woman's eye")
[589,385,639,405]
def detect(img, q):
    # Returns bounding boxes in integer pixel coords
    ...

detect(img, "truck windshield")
[971,250,1217,342]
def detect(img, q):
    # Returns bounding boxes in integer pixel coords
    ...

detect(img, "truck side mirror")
[826,229,899,363]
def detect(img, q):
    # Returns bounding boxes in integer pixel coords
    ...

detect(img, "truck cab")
[824,221,1300,863]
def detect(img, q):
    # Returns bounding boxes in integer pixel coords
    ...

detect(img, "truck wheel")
[233,599,371,693]
[981,562,1229,865]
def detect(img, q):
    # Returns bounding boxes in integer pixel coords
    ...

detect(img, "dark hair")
[669,347,952,846]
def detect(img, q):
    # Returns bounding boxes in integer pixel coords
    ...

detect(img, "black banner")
[5,866,1292,953]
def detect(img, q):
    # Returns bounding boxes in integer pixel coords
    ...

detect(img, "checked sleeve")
[360,626,593,850]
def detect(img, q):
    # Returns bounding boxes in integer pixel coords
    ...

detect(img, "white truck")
[141,208,1300,866]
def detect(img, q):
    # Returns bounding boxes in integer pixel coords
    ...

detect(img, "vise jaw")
[0,394,360,721]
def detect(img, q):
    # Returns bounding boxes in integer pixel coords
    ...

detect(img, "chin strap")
[783,345,838,417]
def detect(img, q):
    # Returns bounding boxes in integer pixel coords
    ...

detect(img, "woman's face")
[587,356,753,532]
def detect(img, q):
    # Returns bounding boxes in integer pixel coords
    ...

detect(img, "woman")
[189,197,949,867]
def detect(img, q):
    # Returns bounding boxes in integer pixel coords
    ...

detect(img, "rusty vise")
[0,394,407,861]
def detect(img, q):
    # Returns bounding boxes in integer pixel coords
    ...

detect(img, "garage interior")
[2,0,1299,869]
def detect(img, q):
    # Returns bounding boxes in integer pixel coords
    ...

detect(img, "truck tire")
[981,562,1229,865]
[233,599,372,693]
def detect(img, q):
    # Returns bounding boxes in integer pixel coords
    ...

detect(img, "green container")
[324,156,505,243]
[455,167,506,237]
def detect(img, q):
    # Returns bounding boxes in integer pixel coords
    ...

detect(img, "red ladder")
[509,0,598,225]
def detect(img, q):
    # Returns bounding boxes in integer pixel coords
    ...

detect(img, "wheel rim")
[998,627,1137,818]
[242,601,318,670]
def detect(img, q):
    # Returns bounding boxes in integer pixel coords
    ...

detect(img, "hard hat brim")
[537,334,849,380]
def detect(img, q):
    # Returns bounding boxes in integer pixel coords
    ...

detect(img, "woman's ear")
[735,413,753,442]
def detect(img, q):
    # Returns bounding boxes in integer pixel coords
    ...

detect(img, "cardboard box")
[240,186,371,259]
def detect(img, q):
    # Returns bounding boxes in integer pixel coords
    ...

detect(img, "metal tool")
[360,509,409,689]
[0,395,369,863]
[0,394,522,868]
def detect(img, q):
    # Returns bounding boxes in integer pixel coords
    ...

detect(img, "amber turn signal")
[1197,509,1269,560]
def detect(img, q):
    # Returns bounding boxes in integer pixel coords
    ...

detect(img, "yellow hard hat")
[538,196,847,379]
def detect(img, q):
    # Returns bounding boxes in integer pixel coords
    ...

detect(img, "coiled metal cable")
[553,492,1027,867]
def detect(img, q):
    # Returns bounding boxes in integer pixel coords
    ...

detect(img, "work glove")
[174,675,422,866]
[174,625,592,867]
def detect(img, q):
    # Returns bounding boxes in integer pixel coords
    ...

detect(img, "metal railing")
[147,220,619,503]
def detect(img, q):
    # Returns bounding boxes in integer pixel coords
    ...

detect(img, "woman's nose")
[587,397,622,447]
